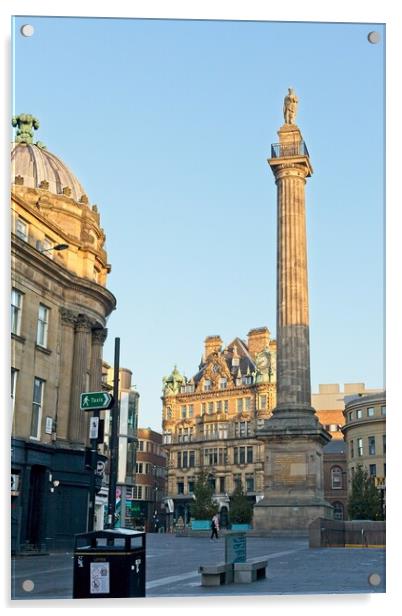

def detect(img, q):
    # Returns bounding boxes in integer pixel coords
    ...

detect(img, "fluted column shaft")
[274,162,311,410]
[68,314,92,444]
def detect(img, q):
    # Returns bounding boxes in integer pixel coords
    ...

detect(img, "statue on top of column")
[283,88,298,125]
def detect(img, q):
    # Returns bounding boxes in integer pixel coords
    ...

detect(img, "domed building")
[11,115,116,553]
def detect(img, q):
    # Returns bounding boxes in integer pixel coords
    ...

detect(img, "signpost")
[81,391,113,532]
[80,391,114,411]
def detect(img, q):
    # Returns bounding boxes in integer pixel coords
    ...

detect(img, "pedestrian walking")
[210,513,219,540]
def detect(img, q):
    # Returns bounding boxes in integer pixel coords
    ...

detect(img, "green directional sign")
[80,391,114,411]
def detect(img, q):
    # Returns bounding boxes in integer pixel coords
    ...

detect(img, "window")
[242,375,252,385]
[11,289,23,336]
[245,398,251,411]
[188,478,195,494]
[331,466,343,489]
[177,452,182,468]
[369,464,377,478]
[43,237,53,258]
[189,450,195,467]
[36,304,49,347]
[219,378,227,390]
[383,434,386,454]
[245,473,254,492]
[224,400,229,413]
[208,402,214,414]
[348,411,353,422]
[16,218,28,241]
[181,405,187,419]
[217,400,222,413]
[356,409,363,419]
[367,407,375,417]
[237,398,244,413]
[183,451,188,468]
[188,404,194,418]
[136,462,143,474]
[381,405,386,416]
[31,377,44,439]
[138,440,144,451]
[11,368,18,412]
[357,438,363,457]
[235,421,248,437]
[259,395,267,410]
[218,423,228,439]
[329,424,339,432]
[246,446,253,463]
[368,436,376,456]
[133,485,142,499]
[233,474,242,489]
[204,379,212,392]
[333,502,344,520]
[219,477,225,493]
[201,403,206,416]
[163,432,171,444]
[350,440,354,458]
[177,481,184,495]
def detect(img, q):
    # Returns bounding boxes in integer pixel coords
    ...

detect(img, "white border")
[2,1,401,614]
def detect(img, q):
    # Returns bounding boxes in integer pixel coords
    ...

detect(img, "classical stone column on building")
[57,308,77,441]
[68,314,92,445]
[253,91,332,531]
[90,327,108,390]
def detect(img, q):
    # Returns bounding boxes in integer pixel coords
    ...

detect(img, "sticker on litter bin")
[90,562,110,594]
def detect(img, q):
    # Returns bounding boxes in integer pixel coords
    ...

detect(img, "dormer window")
[204,379,212,392]
[242,375,252,385]
[219,378,227,390]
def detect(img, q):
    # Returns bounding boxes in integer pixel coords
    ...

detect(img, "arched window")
[331,466,343,489]
[332,501,344,520]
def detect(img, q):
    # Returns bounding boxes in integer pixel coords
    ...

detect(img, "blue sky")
[13,16,385,431]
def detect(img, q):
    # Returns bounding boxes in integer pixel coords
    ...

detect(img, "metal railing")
[271,141,309,159]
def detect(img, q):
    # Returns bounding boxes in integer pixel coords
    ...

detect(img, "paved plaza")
[11,533,385,601]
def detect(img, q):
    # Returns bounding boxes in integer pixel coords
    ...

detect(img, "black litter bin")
[73,528,146,598]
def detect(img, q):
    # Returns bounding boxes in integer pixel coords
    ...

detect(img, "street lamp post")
[40,243,69,253]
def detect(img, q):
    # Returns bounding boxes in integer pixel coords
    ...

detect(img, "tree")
[347,465,383,520]
[189,471,219,520]
[229,483,253,524]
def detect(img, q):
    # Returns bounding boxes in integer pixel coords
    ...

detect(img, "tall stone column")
[253,92,332,531]
[68,314,92,445]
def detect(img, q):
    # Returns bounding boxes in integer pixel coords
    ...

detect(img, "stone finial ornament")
[283,88,298,125]
[12,114,40,144]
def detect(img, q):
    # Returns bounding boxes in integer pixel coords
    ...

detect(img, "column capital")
[59,307,77,327]
[75,313,93,333]
[92,327,108,346]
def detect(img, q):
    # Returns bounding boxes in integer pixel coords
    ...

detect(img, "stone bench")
[198,562,234,586]
[233,559,268,584]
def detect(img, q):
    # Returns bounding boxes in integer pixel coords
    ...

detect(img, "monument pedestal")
[254,410,333,531]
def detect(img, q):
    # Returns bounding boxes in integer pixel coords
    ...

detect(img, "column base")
[253,500,333,531]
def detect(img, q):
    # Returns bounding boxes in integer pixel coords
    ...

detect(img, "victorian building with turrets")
[161,328,277,527]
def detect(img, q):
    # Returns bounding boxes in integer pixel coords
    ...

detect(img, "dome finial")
[12,114,40,144]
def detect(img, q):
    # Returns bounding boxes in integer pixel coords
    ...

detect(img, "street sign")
[80,391,114,411]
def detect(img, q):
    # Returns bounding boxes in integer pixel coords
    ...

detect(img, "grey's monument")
[253,91,333,530]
